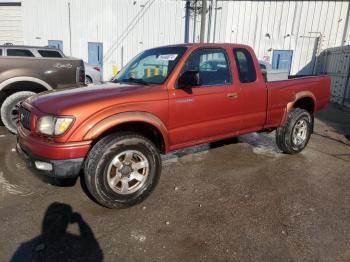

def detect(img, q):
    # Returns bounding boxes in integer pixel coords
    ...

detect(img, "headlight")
[37,116,54,135]
[55,118,74,135]
[37,116,73,136]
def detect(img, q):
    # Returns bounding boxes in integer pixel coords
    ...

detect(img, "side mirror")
[177,70,200,88]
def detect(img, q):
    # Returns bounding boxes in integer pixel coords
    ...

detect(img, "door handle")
[227,92,238,99]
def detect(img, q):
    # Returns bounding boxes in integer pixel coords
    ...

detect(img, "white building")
[1,0,350,80]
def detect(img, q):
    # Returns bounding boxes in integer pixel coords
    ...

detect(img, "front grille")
[19,107,31,130]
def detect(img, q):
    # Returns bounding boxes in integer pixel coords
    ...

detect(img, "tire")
[0,91,35,134]
[276,108,312,154]
[85,75,93,85]
[84,132,162,208]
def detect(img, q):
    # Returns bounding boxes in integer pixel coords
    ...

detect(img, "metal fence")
[316,45,350,108]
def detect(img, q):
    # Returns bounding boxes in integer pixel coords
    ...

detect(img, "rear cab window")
[38,50,63,58]
[233,48,257,83]
[7,49,34,57]
[0,49,2,56]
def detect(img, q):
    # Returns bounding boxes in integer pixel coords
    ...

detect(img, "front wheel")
[276,108,312,154]
[84,132,161,208]
[1,91,35,134]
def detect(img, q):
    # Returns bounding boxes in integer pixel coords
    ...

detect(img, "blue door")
[88,42,103,69]
[272,50,293,72]
[48,40,63,51]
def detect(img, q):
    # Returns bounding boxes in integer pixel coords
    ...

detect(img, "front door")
[168,48,242,148]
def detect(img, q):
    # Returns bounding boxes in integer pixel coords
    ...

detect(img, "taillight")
[76,66,85,84]
[94,67,101,72]
[79,68,85,83]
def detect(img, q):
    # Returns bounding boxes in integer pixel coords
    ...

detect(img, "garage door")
[0,2,23,45]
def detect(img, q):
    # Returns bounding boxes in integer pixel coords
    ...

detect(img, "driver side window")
[183,48,232,86]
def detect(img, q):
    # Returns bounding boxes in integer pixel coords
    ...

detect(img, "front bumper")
[16,116,92,178]
[17,141,84,178]
[17,125,91,160]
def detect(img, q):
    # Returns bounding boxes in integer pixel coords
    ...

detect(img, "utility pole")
[200,0,207,43]
[213,0,218,43]
[193,0,197,43]
[121,46,124,67]
[68,2,72,56]
[207,0,213,43]
[184,0,190,43]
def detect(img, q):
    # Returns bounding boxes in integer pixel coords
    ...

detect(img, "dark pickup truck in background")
[17,43,330,208]
[0,44,85,133]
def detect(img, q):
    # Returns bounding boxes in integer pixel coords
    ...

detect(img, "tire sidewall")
[90,135,161,207]
[288,111,312,153]
[0,91,35,133]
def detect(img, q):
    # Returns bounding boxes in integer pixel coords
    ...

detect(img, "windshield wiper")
[114,77,149,85]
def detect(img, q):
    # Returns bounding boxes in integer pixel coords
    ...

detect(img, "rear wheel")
[84,132,161,208]
[0,91,35,134]
[85,75,93,85]
[276,108,312,154]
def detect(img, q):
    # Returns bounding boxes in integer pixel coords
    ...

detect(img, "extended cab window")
[0,49,2,56]
[233,48,256,83]
[183,48,232,86]
[7,49,34,57]
[38,50,63,58]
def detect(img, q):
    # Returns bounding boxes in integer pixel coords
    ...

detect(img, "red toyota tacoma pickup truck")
[16,43,330,208]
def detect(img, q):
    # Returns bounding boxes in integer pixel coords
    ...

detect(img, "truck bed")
[265,75,331,128]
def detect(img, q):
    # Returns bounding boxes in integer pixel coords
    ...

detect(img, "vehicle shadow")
[163,132,279,161]
[10,202,103,262]
[40,176,79,187]
[162,137,239,160]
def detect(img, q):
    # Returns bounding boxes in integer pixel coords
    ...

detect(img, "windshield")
[113,46,187,84]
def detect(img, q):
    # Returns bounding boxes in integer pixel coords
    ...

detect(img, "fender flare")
[281,91,316,126]
[0,76,52,91]
[83,111,169,151]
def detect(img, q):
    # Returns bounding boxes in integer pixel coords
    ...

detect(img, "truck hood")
[27,82,165,116]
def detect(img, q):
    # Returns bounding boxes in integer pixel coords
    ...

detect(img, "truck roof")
[155,43,252,49]
[0,44,61,51]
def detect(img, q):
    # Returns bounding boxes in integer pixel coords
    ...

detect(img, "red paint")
[18,43,330,160]
[18,126,91,160]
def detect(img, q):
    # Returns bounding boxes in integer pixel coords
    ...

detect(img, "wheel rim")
[85,77,92,84]
[10,103,20,126]
[106,150,149,195]
[292,119,308,146]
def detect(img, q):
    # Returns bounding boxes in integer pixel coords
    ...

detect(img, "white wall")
[22,0,350,78]
[22,0,186,80]
[220,1,350,74]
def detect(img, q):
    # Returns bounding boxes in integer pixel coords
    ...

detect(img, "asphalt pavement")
[0,104,349,262]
